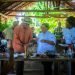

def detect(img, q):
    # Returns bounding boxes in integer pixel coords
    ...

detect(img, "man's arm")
[24,28,33,49]
[41,40,55,45]
[41,33,56,45]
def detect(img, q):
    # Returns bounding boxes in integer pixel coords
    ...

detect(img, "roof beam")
[1,9,75,12]
[5,2,26,15]
[7,15,66,18]
[0,0,53,2]
[5,2,32,15]
[0,0,71,2]
[66,2,75,9]
[0,13,7,18]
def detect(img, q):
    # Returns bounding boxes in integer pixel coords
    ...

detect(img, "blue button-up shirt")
[70,27,75,44]
[37,31,56,54]
[62,28,72,44]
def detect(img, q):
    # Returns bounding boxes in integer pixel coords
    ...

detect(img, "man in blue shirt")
[37,23,56,75]
[37,23,56,54]
[62,28,72,44]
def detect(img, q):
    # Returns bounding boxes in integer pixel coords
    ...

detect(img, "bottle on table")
[67,45,73,58]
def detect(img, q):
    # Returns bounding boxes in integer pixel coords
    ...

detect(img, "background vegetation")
[0,19,14,31]
[0,2,66,34]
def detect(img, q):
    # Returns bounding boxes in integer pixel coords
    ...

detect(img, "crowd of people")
[0,16,75,75]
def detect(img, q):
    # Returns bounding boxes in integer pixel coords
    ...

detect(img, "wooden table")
[0,53,9,75]
[14,56,75,75]
[0,54,75,75]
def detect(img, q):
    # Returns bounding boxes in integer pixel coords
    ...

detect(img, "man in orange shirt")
[13,17,32,75]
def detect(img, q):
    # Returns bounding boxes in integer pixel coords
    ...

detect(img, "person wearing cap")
[13,17,32,75]
[37,23,56,75]
[54,21,63,44]
[62,17,73,45]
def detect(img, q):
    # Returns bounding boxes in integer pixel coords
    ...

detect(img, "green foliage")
[0,19,14,31]
[25,2,66,34]
[0,23,8,31]
[0,2,65,33]
[38,17,57,33]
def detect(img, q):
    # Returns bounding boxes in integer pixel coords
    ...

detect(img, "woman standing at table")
[67,16,75,75]
[37,23,56,75]
[62,17,73,45]
[54,21,63,44]
[62,16,75,75]
[70,17,75,51]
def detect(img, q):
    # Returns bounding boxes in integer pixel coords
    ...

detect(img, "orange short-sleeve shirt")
[13,25,32,53]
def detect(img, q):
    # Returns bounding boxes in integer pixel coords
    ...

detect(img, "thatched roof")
[0,0,75,19]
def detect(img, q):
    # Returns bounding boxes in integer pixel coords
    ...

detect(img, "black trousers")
[42,61,58,75]
[1,60,7,75]
[15,61,24,75]
[42,62,52,75]
[71,52,75,75]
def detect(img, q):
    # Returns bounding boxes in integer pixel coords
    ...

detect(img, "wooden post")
[5,18,7,25]
[24,46,27,58]
[0,15,1,24]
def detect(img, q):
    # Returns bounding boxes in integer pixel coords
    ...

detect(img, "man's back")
[3,27,13,40]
